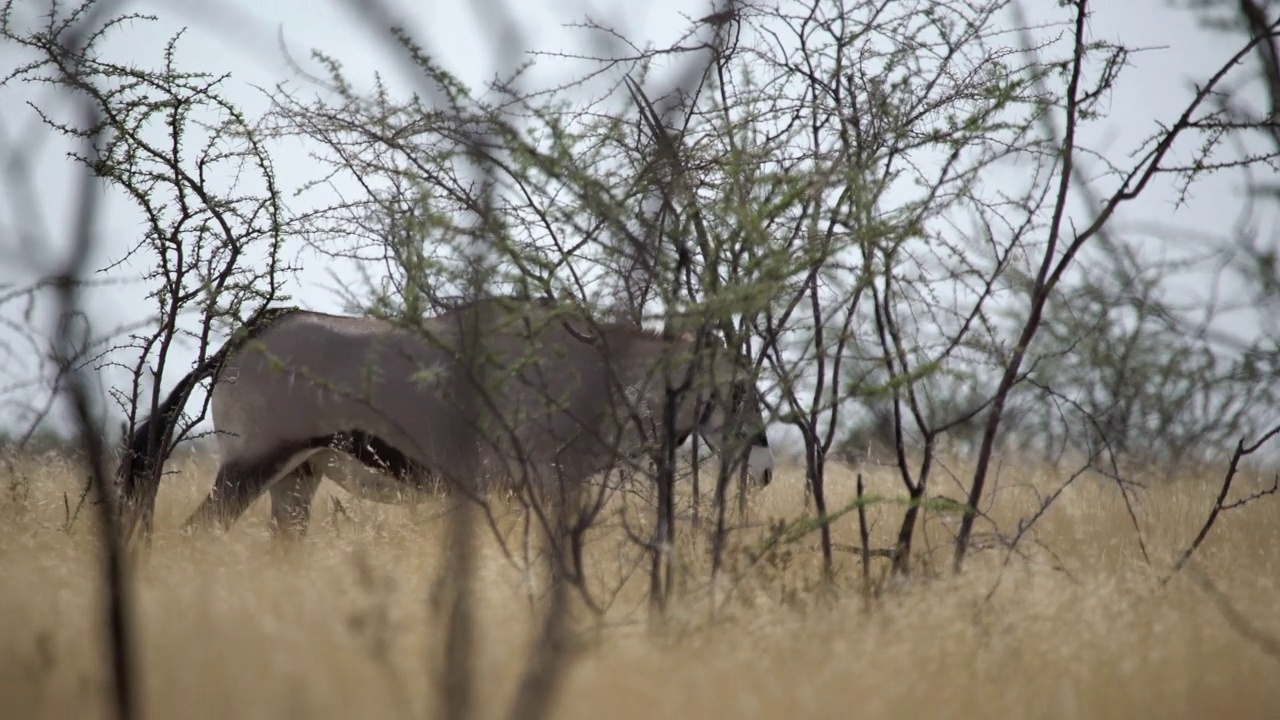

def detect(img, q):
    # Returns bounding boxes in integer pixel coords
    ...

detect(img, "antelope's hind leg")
[268,461,322,538]
[184,448,313,533]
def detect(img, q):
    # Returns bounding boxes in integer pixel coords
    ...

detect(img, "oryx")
[115,296,774,538]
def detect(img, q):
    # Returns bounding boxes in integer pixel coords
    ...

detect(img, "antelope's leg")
[268,461,322,538]
[184,449,313,533]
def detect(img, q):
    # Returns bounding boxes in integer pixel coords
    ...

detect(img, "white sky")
[0,0,1272,440]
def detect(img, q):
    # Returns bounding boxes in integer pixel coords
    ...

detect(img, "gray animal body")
[116,297,772,537]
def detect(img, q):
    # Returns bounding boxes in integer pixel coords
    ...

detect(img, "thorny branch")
[26,1,139,718]
[1167,422,1280,580]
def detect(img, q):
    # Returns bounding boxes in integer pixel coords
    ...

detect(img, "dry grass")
[1,449,1278,719]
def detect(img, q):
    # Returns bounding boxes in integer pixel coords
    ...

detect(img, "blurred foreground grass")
[1,450,1277,719]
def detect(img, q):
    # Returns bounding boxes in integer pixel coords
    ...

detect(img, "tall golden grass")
[1,450,1277,719]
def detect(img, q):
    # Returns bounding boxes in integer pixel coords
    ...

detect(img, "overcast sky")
[0,0,1272,438]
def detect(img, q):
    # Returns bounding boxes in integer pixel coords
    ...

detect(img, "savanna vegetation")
[2,0,1280,718]
[2,451,1278,719]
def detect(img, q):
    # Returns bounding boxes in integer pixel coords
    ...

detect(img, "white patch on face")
[748,445,774,483]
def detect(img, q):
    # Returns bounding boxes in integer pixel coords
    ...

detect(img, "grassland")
[1,449,1277,719]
